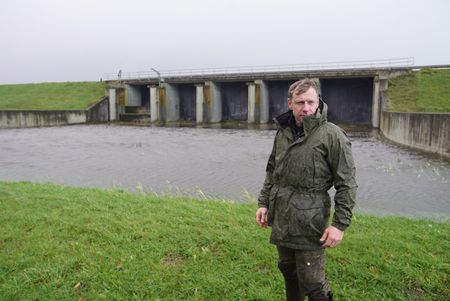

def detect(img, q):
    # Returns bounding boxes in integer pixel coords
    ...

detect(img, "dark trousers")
[277,245,332,301]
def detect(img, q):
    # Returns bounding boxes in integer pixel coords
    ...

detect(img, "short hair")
[288,78,321,100]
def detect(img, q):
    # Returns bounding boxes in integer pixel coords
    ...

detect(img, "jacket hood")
[274,100,328,134]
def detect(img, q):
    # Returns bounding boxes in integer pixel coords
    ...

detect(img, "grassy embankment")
[0,82,105,110]
[387,68,450,112]
[0,182,448,300]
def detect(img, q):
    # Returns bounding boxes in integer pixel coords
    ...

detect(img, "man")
[255,78,357,301]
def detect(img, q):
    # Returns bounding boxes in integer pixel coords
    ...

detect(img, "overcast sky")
[1,0,449,84]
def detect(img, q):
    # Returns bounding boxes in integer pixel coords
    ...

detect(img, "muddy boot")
[278,261,305,301]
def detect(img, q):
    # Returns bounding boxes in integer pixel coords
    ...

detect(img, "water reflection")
[0,124,448,220]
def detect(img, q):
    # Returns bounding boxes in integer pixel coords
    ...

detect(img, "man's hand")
[320,225,344,248]
[255,207,268,228]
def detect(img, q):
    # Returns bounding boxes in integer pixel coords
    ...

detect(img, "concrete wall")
[0,110,87,128]
[87,97,109,122]
[380,111,450,158]
[0,97,110,129]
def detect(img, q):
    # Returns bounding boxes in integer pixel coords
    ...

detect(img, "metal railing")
[104,57,415,81]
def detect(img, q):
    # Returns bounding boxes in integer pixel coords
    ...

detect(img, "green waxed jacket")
[258,101,357,250]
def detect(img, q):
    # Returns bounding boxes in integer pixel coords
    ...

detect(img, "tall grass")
[388,68,450,112]
[0,82,105,110]
[0,182,448,300]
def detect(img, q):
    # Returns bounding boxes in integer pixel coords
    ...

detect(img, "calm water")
[0,124,449,220]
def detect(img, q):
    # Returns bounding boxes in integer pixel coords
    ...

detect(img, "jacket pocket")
[288,193,329,237]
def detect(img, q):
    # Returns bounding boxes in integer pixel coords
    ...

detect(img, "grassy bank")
[388,68,450,112]
[0,182,448,300]
[0,82,105,110]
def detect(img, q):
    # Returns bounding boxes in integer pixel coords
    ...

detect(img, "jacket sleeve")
[327,129,357,231]
[257,132,278,208]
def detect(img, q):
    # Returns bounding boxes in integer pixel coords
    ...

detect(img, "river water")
[0,124,449,220]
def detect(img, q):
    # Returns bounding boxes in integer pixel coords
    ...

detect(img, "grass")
[0,82,105,110]
[387,68,450,112]
[0,182,449,300]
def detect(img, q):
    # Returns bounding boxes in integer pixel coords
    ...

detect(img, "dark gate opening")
[178,84,196,121]
[221,82,248,121]
[321,78,373,124]
[268,80,292,120]
[136,85,150,108]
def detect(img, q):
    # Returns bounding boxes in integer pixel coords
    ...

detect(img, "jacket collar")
[274,100,328,135]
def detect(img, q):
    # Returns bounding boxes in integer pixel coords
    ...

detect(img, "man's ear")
[287,98,292,110]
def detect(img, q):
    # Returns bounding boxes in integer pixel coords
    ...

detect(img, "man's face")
[288,87,319,126]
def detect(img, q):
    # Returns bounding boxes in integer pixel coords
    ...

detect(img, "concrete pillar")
[147,86,152,113]
[205,81,222,123]
[247,83,256,123]
[195,84,204,124]
[163,83,180,122]
[108,88,117,121]
[150,86,160,122]
[255,80,269,123]
[371,76,380,128]
[125,84,141,106]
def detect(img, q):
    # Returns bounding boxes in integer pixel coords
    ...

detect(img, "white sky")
[1,0,449,84]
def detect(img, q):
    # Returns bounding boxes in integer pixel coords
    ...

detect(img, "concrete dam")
[105,58,415,128]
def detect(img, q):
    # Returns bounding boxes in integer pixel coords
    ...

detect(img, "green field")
[0,182,448,300]
[0,82,105,110]
[387,68,450,112]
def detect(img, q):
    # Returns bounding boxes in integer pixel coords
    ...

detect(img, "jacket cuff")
[257,197,269,208]
[331,222,348,231]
